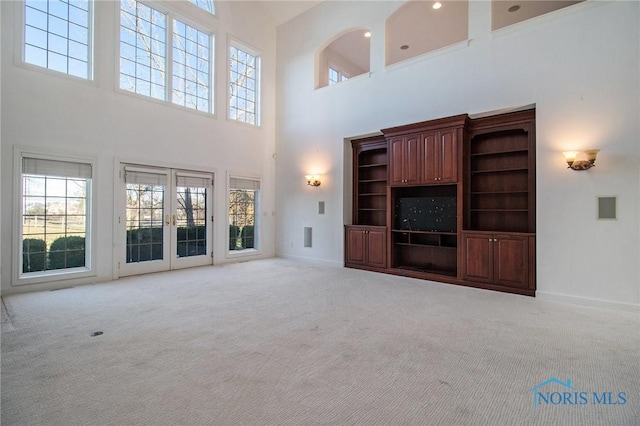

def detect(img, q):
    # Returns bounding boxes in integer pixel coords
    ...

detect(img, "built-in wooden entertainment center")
[345,109,536,296]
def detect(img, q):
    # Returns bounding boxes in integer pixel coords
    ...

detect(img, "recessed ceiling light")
[400,45,409,50]
[364,31,371,38]
[433,2,442,9]
[508,5,521,12]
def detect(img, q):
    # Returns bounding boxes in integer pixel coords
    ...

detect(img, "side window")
[119,0,167,100]
[228,177,259,252]
[229,42,260,126]
[172,19,212,113]
[21,156,93,278]
[23,0,93,79]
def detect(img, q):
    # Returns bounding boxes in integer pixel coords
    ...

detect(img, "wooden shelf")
[360,192,386,196]
[394,265,457,277]
[471,168,528,174]
[471,190,528,195]
[470,209,528,212]
[359,163,387,168]
[395,242,456,249]
[391,229,456,236]
[359,178,387,183]
[470,149,528,157]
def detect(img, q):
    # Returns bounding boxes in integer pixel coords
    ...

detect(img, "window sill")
[15,267,96,287]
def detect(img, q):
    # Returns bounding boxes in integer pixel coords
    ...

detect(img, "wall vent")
[304,227,312,247]
[597,196,617,220]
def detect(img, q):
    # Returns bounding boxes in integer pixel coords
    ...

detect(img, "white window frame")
[15,0,95,82]
[187,0,215,16]
[116,0,217,117]
[227,174,261,258]
[328,63,350,85]
[228,38,261,126]
[13,148,97,286]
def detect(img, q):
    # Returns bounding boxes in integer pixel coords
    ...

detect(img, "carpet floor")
[1,258,639,425]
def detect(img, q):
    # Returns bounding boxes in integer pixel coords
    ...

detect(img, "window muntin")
[23,0,92,79]
[228,177,259,251]
[229,44,260,125]
[173,20,211,113]
[176,185,207,257]
[119,0,167,100]
[188,0,214,15]
[119,0,215,114]
[21,157,92,276]
[328,66,349,86]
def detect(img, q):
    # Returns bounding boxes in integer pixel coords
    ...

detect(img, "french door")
[119,165,213,277]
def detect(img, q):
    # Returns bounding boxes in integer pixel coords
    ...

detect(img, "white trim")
[13,146,98,287]
[114,0,217,117]
[491,0,611,38]
[278,253,343,269]
[226,172,262,258]
[13,0,96,85]
[384,39,469,72]
[536,291,640,313]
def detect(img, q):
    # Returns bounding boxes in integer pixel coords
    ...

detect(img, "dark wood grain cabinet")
[345,226,387,269]
[422,128,458,184]
[462,231,534,291]
[389,134,421,185]
[352,136,388,226]
[386,115,466,187]
[345,110,536,296]
[346,136,388,270]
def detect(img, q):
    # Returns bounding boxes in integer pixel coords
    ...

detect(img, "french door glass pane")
[176,186,207,258]
[126,183,164,263]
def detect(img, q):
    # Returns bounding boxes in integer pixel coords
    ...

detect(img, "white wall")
[275,1,640,311]
[1,1,277,294]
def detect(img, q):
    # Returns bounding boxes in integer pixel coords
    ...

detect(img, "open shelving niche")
[466,124,534,233]
[390,185,459,277]
[354,139,388,226]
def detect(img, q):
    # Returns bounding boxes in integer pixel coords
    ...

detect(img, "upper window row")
[22,0,259,126]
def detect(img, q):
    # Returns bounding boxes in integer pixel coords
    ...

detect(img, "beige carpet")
[1,258,639,425]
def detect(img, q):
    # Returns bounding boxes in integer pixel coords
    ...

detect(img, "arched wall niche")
[385,0,468,66]
[316,27,371,89]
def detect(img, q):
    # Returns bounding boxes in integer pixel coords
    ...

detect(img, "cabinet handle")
[165,215,170,226]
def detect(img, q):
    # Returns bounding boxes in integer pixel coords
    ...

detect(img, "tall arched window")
[189,0,215,15]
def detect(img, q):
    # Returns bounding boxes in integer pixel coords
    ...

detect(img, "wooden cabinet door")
[494,234,529,289]
[462,232,493,283]
[404,135,421,185]
[345,226,366,265]
[389,137,405,185]
[366,228,387,268]
[389,135,420,185]
[421,129,458,184]
[438,129,458,183]
[422,132,439,183]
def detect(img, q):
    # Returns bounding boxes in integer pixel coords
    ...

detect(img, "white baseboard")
[536,291,640,313]
[276,253,343,268]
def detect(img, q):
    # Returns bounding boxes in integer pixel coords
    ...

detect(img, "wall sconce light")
[305,175,321,187]
[562,149,600,171]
